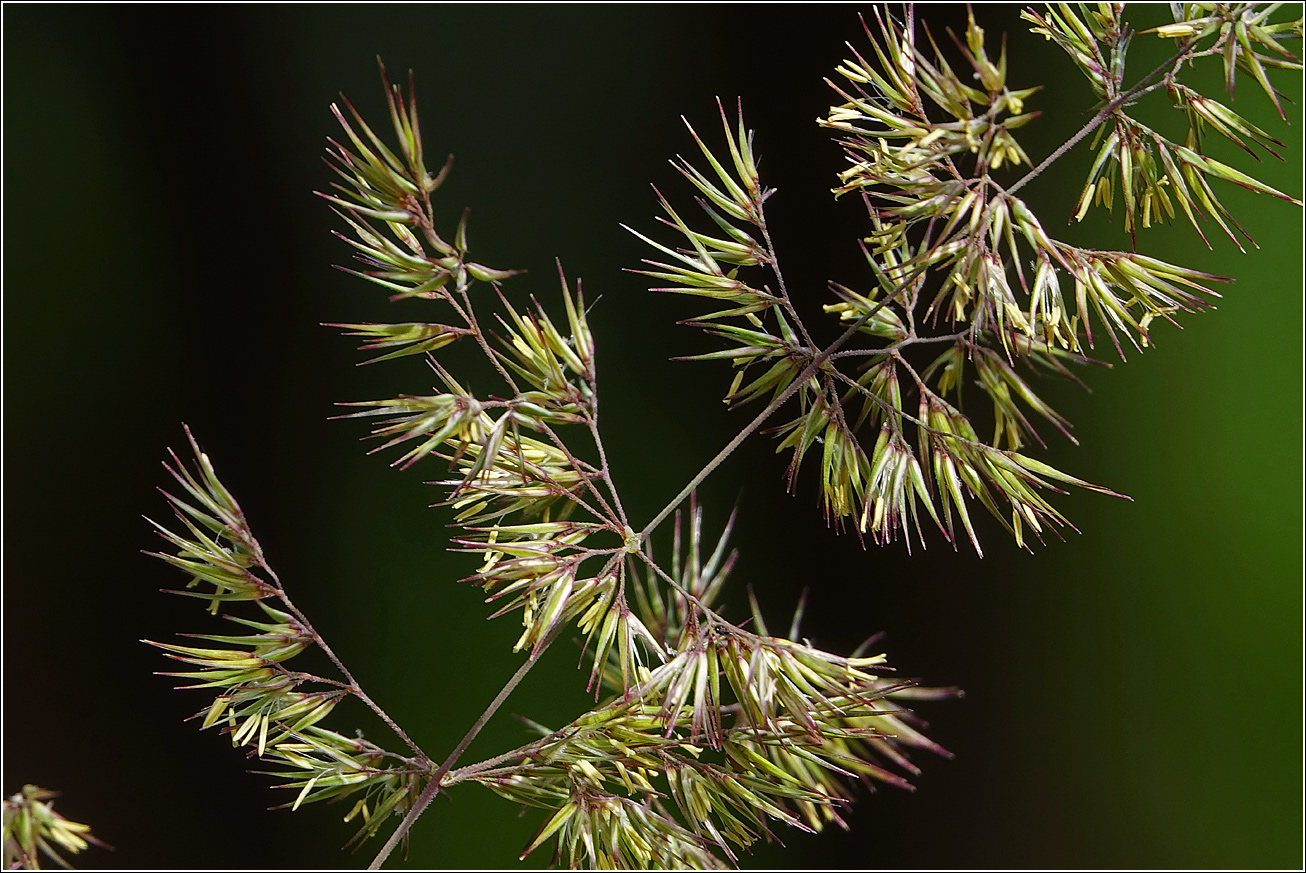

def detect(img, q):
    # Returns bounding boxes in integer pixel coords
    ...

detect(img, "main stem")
[367,627,561,870]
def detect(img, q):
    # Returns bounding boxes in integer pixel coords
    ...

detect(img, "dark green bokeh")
[4,5,1300,869]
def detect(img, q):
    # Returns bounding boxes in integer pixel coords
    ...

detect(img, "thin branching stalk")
[1009,41,1198,195]
[368,624,563,870]
[251,555,431,765]
[639,288,908,542]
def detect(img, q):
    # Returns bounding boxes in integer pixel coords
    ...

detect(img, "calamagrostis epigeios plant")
[138,5,1300,869]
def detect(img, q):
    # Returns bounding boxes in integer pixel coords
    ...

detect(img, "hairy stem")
[758,217,819,353]
[367,624,563,870]
[446,734,560,785]
[259,562,431,765]
[585,396,629,528]
[633,546,727,626]
[1008,41,1196,195]
[639,289,904,541]
[637,374,802,543]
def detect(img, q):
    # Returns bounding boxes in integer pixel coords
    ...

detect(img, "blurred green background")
[4,5,1300,869]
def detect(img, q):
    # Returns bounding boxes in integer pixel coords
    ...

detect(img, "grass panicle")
[142,7,1299,868]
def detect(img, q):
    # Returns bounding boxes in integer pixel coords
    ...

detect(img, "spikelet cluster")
[2,786,107,870]
[465,503,959,868]
[1025,4,1302,246]
[145,429,431,846]
[631,4,1300,554]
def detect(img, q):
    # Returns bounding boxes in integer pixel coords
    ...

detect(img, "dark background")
[4,4,1301,869]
